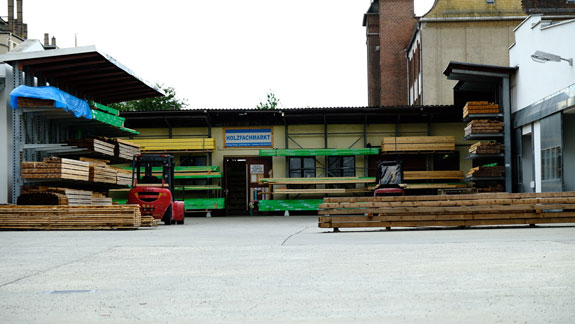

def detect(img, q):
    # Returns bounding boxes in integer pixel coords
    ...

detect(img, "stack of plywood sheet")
[318,192,575,230]
[21,157,89,181]
[463,101,500,118]
[0,205,143,230]
[464,120,504,136]
[381,136,455,152]
[467,166,505,178]
[469,141,505,154]
[66,138,115,157]
[19,186,93,205]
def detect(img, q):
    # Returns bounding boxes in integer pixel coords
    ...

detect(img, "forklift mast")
[132,154,176,200]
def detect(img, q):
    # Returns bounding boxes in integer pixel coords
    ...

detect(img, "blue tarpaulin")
[9,85,92,119]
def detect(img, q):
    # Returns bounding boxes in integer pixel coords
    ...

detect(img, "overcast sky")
[22,0,434,109]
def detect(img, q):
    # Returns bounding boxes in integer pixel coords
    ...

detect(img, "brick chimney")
[8,0,14,34]
[364,0,381,107]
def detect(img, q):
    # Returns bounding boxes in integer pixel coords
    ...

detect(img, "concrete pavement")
[0,216,574,323]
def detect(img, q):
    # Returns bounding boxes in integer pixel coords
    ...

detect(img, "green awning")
[259,148,380,157]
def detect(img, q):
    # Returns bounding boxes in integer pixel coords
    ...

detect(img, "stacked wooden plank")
[467,166,505,178]
[91,192,113,206]
[464,120,504,136]
[469,141,505,154]
[21,157,89,181]
[463,101,500,118]
[80,157,118,184]
[404,170,464,180]
[17,97,55,107]
[126,138,216,152]
[0,205,143,230]
[318,192,575,230]
[381,136,455,152]
[140,215,159,227]
[113,167,133,186]
[19,186,93,205]
[66,138,115,157]
[96,137,140,161]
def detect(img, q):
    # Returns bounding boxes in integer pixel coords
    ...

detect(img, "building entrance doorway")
[224,157,272,215]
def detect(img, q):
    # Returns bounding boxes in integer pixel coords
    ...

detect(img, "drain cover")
[44,289,96,294]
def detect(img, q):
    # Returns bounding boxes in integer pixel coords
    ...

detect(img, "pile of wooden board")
[17,97,55,107]
[66,138,115,157]
[91,192,113,206]
[18,186,93,205]
[463,101,500,118]
[126,138,216,152]
[114,167,133,186]
[79,157,118,184]
[318,192,575,230]
[467,166,505,178]
[381,136,455,152]
[21,157,89,181]
[404,170,464,180]
[96,137,140,161]
[469,141,505,154]
[0,205,143,230]
[464,120,504,136]
[140,215,159,227]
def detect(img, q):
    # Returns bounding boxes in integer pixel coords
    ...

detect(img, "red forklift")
[127,154,185,225]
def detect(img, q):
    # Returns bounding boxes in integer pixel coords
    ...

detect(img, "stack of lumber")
[463,101,500,118]
[381,136,455,152]
[0,205,143,230]
[404,170,464,180]
[259,177,376,185]
[140,215,159,227]
[469,141,505,154]
[318,192,575,230]
[174,166,222,179]
[66,138,115,157]
[96,137,140,161]
[17,97,55,107]
[467,166,505,178]
[464,120,504,136]
[91,192,113,206]
[18,186,93,205]
[21,157,89,181]
[126,138,216,152]
[113,167,133,186]
[478,184,504,193]
[80,157,118,184]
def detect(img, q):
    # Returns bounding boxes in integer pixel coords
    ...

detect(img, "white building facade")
[510,15,575,192]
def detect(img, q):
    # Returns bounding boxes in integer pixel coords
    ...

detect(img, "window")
[288,157,315,178]
[541,146,562,180]
[327,156,355,177]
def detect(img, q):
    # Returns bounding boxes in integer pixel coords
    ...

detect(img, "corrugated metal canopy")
[0,46,163,104]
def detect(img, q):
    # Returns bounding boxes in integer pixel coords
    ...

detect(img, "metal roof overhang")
[121,106,460,129]
[0,46,164,104]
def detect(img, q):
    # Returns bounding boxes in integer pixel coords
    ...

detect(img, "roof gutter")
[420,16,526,23]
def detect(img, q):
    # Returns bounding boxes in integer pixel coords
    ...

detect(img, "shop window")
[541,146,562,180]
[288,157,316,178]
[327,156,355,177]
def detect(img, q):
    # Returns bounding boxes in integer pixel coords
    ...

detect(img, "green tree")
[110,85,188,112]
[256,92,280,110]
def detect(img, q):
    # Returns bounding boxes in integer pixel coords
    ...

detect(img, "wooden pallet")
[21,157,90,181]
[381,136,455,152]
[0,205,143,230]
[318,192,575,230]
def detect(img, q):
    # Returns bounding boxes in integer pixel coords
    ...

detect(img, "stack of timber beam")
[97,137,140,161]
[91,192,113,206]
[403,170,464,180]
[0,205,143,230]
[469,141,505,154]
[81,157,118,184]
[467,166,505,178]
[318,192,575,230]
[18,186,93,205]
[66,138,115,157]
[381,136,455,152]
[463,101,500,118]
[113,167,133,186]
[21,157,89,181]
[125,138,216,152]
[140,215,159,227]
[17,97,54,107]
[464,120,504,136]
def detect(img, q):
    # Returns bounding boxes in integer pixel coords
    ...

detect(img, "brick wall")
[379,0,417,106]
[366,13,381,107]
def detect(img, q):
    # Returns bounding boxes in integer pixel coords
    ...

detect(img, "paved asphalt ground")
[0,216,574,323]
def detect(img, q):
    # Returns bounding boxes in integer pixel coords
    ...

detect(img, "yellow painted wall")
[425,0,524,18]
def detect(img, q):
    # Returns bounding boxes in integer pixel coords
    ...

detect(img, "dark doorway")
[224,156,272,215]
